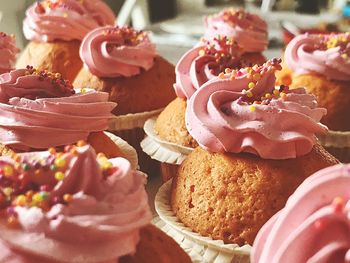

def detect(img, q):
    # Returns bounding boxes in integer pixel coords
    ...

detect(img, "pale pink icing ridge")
[0,145,151,263]
[0,33,19,74]
[204,8,268,53]
[80,26,156,78]
[0,68,116,149]
[252,164,350,263]
[175,37,243,99]
[185,59,327,159]
[285,33,350,81]
[23,0,116,42]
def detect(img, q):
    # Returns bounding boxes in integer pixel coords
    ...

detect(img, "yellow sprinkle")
[249,105,256,112]
[97,153,106,159]
[198,49,205,56]
[101,161,113,170]
[253,74,261,81]
[54,158,66,168]
[342,53,348,59]
[55,171,65,181]
[63,13,68,18]
[81,88,86,94]
[32,193,43,204]
[48,147,56,155]
[63,194,73,203]
[15,195,27,206]
[265,93,272,99]
[225,68,232,74]
[273,89,280,96]
[246,90,253,98]
[218,72,225,79]
[3,187,13,196]
[248,82,255,89]
[3,165,13,177]
[280,92,286,98]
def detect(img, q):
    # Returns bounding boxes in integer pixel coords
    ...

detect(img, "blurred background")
[1,0,350,63]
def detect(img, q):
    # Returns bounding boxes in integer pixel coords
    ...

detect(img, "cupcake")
[252,163,350,262]
[165,59,338,260]
[16,0,115,82]
[0,144,191,263]
[0,32,19,74]
[74,25,176,174]
[0,66,132,163]
[277,33,350,162]
[203,8,268,64]
[142,36,266,182]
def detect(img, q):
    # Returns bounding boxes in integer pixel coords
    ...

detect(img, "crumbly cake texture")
[73,56,176,115]
[120,225,191,263]
[171,145,339,246]
[155,98,197,148]
[16,40,82,83]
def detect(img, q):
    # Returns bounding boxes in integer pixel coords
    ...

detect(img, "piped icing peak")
[0,143,151,263]
[285,33,350,81]
[204,8,268,53]
[0,32,19,75]
[0,67,116,149]
[80,25,157,78]
[175,36,243,99]
[185,59,327,159]
[23,0,116,42]
[252,164,350,263]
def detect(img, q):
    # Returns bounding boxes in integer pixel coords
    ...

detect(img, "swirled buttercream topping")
[186,59,327,159]
[204,8,268,53]
[80,26,157,78]
[23,0,116,42]
[0,66,116,149]
[285,33,350,81]
[0,144,151,263]
[252,164,350,263]
[175,36,243,99]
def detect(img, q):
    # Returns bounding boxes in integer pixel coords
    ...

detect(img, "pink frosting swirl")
[0,145,151,263]
[0,33,19,75]
[252,164,350,263]
[185,59,327,159]
[0,67,116,149]
[80,26,156,78]
[285,33,350,81]
[23,0,116,42]
[204,8,268,53]
[175,37,243,99]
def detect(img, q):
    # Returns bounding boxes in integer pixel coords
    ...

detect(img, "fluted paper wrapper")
[103,132,138,169]
[154,180,251,263]
[108,110,163,176]
[141,118,194,181]
[318,130,350,163]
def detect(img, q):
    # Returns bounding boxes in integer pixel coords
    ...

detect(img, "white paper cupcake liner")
[318,130,350,148]
[108,109,163,131]
[141,118,193,165]
[103,131,138,169]
[154,180,251,263]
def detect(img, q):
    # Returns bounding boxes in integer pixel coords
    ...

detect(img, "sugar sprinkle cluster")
[0,141,115,229]
[102,26,148,47]
[198,36,242,75]
[218,58,288,112]
[318,33,350,60]
[36,0,85,17]
[25,65,75,94]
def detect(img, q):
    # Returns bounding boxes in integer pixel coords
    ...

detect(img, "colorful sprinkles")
[0,142,115,228]
[198,36,243,75]
[218,58,292,112]
[102,26,148,47]
[24,65,75,94]
[318,33,350,61]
